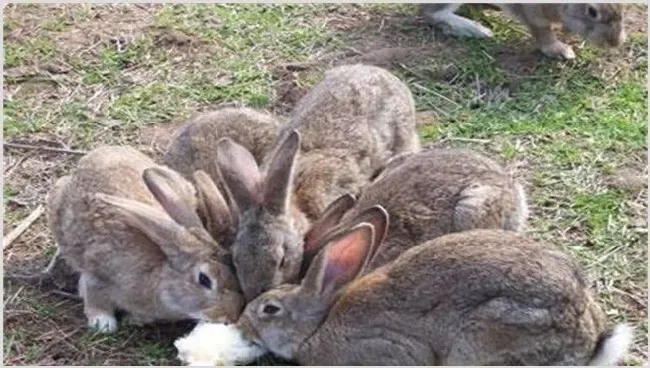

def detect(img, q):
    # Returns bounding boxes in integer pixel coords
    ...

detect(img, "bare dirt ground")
[3,4,648,365]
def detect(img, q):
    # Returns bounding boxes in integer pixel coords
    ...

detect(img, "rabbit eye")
[587,5,599,19]
[262,304,281,315]
[198,272,212,289]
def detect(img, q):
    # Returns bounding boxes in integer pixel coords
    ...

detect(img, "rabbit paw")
[88,313,118,333]
[541,42,576,60]
[125,314,154,327]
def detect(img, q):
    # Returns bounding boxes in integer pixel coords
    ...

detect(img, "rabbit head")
[97,167,244,322]
[216,129,307,301]
[560,4,626,47]
[237,207,388,360]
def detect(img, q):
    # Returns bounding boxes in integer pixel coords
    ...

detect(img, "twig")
[4,286,25,308]
[3,154,31,178]
[589,246,623,267]
[411,83,460,107]
[440,137,492,144]
[49,290,82,301]
[344,46,363,56]
[612,287,647,309]
[133,3,152,12]
[4,142,87,155]
[3,205,45,250]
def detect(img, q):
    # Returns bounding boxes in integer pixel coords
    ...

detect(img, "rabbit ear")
[262,130,301,215]
[95,193,194,261]
[300,194,357,276]
[300,204,387,279]
[349,205,389,272]
[304,193,357,253]
[216,137,263,211]
[302,223,375,298]
[193,170,235,246]
[143,167,203,229]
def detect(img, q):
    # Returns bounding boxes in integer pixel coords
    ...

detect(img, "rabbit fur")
[215,64,419,301]
[161,107,283,246]
[237,223,632,366]
[303,148,528,272]
[47,146,243,333]
[161,107,281,184]
[421,3,626,59]
[280,63,420,220]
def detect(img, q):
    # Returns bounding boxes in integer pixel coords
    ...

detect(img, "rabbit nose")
[607,28,626,47]
[201,292,245,323]
[236,316,261,344]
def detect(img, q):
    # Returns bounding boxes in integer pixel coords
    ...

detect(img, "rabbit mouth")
[235,316,263,346]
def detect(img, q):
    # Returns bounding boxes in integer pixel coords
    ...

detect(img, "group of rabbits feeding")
[38,62,634,366]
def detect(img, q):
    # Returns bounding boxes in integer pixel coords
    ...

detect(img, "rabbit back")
[284,64,419,174]
[300,229,607,365]
[162,107,282,182]
[49,146,171,277]
[345,148,526,269]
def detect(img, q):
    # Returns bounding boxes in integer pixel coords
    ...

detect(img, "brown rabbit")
[216,64,419,301]
[303,148,528,271]
[421,4,626,59]
[279,63,420,220]
[48,146,243,333]
[161,107,281,183]
[237,223,633,365]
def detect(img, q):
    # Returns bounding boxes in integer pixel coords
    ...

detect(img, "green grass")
[3,3,647,365]
[135,341,176,365]
[3,185,17,206]
[4,38,56,67]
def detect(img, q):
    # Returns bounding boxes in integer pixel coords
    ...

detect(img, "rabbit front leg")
[421,4,494,38]
[301,331,433,365]
[79,273,118,333]
[526,21,575,59]
[124,313,156,327]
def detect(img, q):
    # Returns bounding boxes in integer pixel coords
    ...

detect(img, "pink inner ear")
[322,231,368,286]
[304,224,331,253]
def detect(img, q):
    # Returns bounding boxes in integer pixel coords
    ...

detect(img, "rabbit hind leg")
[421,4,494,38]
[79,273,118,333]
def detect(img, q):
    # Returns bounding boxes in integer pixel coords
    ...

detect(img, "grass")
[3,3,647,365]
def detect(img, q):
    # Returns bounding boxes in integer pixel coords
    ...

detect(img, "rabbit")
[236,221,633,366]
[47,146,243,333]
[421,4,626,59]
[215,64,419,301]
[276,63,420,220]
[303,148,528,272]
